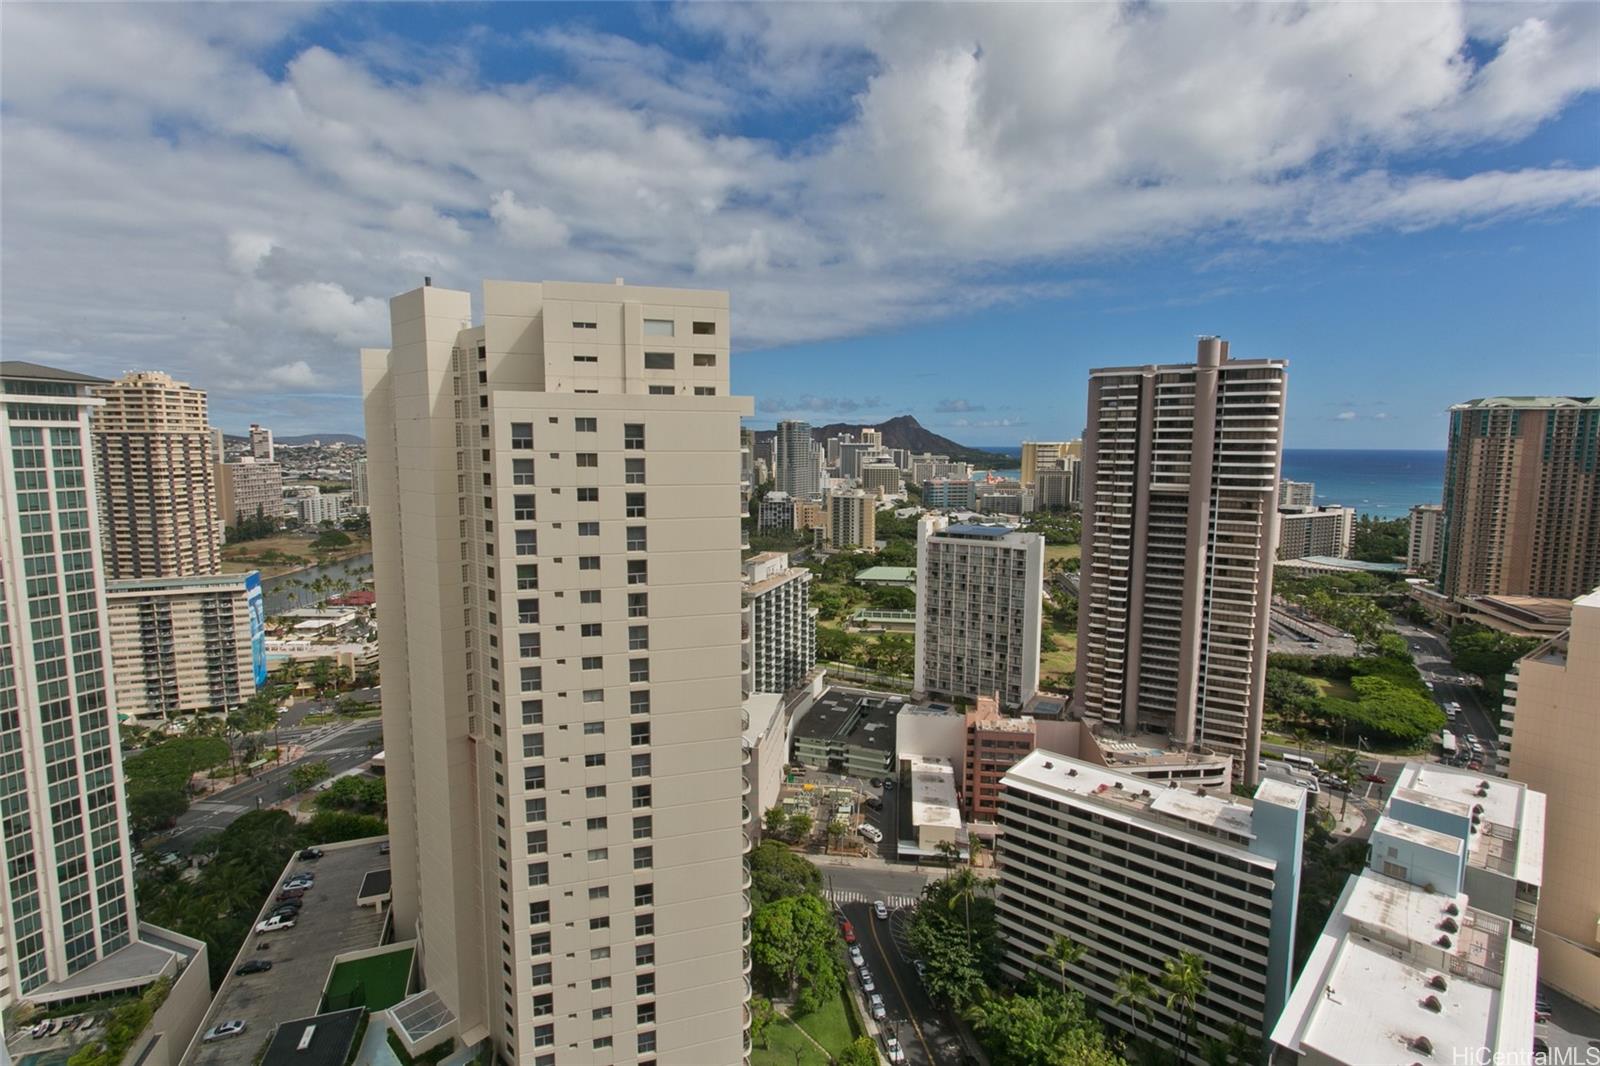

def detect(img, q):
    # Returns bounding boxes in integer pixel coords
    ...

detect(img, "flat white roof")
[909,756,962,829]
[742,693,784,745]
[1392,762,1543,885]
[1251,777,1306,810]
[1371,814,1465,858]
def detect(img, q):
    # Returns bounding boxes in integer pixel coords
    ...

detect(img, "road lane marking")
[867,904,934,1065]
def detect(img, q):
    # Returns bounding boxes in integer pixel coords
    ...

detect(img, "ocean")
[971,447,1444,519]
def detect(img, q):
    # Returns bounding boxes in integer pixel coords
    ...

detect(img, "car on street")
[840,919,856,944]
[255,916,296,933]
[884,1036,907,1063]
[1533,1007,1552,1023]
[874,900,889,920]
[848,946,864,968]
[379,842,390,854]
[236,959,273,976]
[1363,773,1388,784]
[860,969,876,993]
[859,824,883,844]
[869,994,886,1021]
[882,779,895,791]
[865,796,884,811]
[204,1021,248,1042]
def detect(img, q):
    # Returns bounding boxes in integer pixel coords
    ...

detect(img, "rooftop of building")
[909,756,962,830]
[744,564,808,597]
[1004,750,1259,845]
[1371,814,1466,858]
[853,566,917,583]
[969,714,1035,735]
[1463,594,1574,631]
[1390,763,1544,885]
[1450,395,1599,409]
[742,692,785,746]
[791,689,901,754]
[1276,555,1410,574]
[258,1008,366,1066]
[33,936,182,1004]
[1271,871,1537,1066]
[745,551,788,566]
[0,359,110,385]
[107,572,256,594]
[1092,730,1226,770]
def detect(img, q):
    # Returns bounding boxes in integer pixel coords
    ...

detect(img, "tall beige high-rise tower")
[363,280,750,1066]
[1500,586,1600,1007]
[90,370,221,578]
[0,363,141,1003]
[1073,337,1287,783]
[1439,397,1600,601]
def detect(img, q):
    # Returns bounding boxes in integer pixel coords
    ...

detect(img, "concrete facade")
[860,462,902,497]
[216,458,284,526]
[1407,503,1444,575]
[1439,396,1600,601]
[920,478,976,511]
[90,371,221,579]
[1019,441,1081,490]
[998,752,1304,1056]
[0,363,142,1005]
[363,281,749,1066]
[1276,505,1355,561]
[824,489,875,549]
[914,517,1043,710]
[1279,480,1314,508]
[106,573,257,721]
[774,420,821,500]
[1500,588,1600,1007]
[741,553,816,698]
[1074,337,1287,784]
[248,423,274,462]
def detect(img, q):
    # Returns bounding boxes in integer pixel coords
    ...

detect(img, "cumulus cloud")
[1335,411,1360,421]
[1,3,1597,431]
[935,399,984,413]
[264,360,319,388]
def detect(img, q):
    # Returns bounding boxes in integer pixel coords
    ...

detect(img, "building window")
[637,1002,656,1025]
[631,753,651,778]
[524,766,545,790]
[582,656,603,670]
[625,458,646,484]
[526,796,546,820]
[693,353,716,367]
[575,417,597,432]
[587,850,609,864]
[635,883,653,906]
[574,354,598,363]
[630,691,650,715]
[585,753,606,767]
[694,387,715,396]
[586,817,608,832]
[583,721,605,735]
[589,885,609,900]
[634,912,654,937]
[522,700,544,725]
[647,385,673,395]
[528,863,549,887]
[515,530,537,556]
[627,592,648,617]
[577,487,599,502]
[635,942,655,964]
[591,1005,612,1020]
[643,352,675,370]
[586,784,607,799]
[513,459,535,485]
[573,320,597,330]
[579,556,601,571]
[511,423,533,450]
[632,815,652,839]
[625,493,646,518]
[643,319,675,336]
[520,667,542,692]
[523,732,544,758]
[627,625,649,650]
[583,689,604,704]
[576,452,598,468]
[633,845,653,869]
[627,560,647,585]
[518,599,539,624]
[517,565,538,589]
[519,633,540,658]
[630,722,650,747]
[580,589,601,604]
[578,521,599,537]
[581,622,602,637]
[592,1037,612,1050]
[514,495,536,520]
[629,659,649,683]
[526,830,547,854]
[625,527,647,552]
[623,424,645,449]
[631,784,652,809]
[693,321,716,335]
[637,973,655,995]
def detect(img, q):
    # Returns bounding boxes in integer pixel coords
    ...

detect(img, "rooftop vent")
[1067,768,1077,777]
[1141,789,1151,798]
[423,276,432,287]
[1445,903,1460,916]
[1435,935,1452,949]
[1421,995,1442,1013]
[1408,1035,1434,1056]
[1472,804,1485,815]
[1437,917,1459,933]
[1043,761,1054,770]
[1427,975,1448,992]
[1113,781,1123,790]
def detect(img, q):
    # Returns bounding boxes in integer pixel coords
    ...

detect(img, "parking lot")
[184,839,389,1066]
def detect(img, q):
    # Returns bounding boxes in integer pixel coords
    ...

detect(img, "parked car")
[300,848,323,860]
[1363,773,1388,784]
[255,916,296,933]
[884,1036,907,1064]
[865,797,884,811]
[379,842,390,854]
[278,888,307,900]
[849,946,864,968]
[268,906,301,921]
[1534,1007,1552,1023]
[29,1021,48,1038]
[283,876,313,889]
[203,1021,248,1042]
[236,959,273,976]
[859,824,883,844]
[874,900,889,920]
[840,919,856,945]
[869,994,886,1021]
[860,970,876,993]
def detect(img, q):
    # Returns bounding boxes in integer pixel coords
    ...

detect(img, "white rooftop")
[908,756,962,830]
[1370,814,1465,858]
[1392,762,1544,885]
[742,693,784,746]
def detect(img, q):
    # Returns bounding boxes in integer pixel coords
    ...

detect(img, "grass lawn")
[1040,623,1077,684]
[1044,543,1081,565]
[321,945,413,1012]
[793,987,857,1052]
[1308,677,1358,701]
[221,533,371,577]
[751,1017,830,1066]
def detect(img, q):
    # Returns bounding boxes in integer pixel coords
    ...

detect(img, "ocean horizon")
[971,446,1444,519]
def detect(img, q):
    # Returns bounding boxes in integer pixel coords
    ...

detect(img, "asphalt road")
[1391,618,1502,770]
[165,718,383,853]
[839,897,970,1066]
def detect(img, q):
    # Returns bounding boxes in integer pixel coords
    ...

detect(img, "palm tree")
[1035,932,1085,995]
[935,839,960,867]
[1326,748,1362,817]
[946,866,981,950]
[1161,950,1209,1064]
[967,833,986,870]
[1112,970,1156,1054]
[1291,725,1311,760]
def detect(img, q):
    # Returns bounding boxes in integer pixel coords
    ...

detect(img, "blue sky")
[3,3,1597,448]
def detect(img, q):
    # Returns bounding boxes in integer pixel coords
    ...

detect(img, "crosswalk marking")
[825,890,919,910]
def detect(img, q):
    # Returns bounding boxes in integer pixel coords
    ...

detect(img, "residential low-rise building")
[1276,505,1355,560]
[757,490,796,532]
[790,691,898,777]
[107,572,265,722]
[998,752,1306,1056]
[742,552,816,697]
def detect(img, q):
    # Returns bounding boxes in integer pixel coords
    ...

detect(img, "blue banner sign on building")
[244,571,268,687]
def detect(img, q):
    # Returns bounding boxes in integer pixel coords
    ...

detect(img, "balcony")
[741,804,752,826]
[743,947,752,975]
[742,858,752,892]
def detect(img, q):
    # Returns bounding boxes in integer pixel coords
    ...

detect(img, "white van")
[858,824,883,844]
[1281,753,1317,773]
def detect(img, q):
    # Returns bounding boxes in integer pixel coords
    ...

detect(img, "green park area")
[323,946,414,1012]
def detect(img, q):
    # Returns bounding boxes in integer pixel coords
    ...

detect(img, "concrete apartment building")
[1275,505,1354,561]
[774,420,822,500]
[741,552,816,698]
[351,457,370,510]
[1074,337,1287,784]
[1407,503,1444,575]
[860,461,902,497]
[997,751,1305,1056]
[90,370,222,579]
[0,363,166,1005]
[824,488,875,549]
[1034,459,1080,510]
[248,423,275,461]
[837,441,881,482]
[1499,587,1600,1006]
[294,491,349,527]
[1018,441,1081,490]
[1439,396,1600,601]
[1271,762,1544,1065]
[362,280,749,1066]
[921,478,976,511]
[756,491,795,533]
[976,483,1034,516]
[106,573,263,722]
[216,456,285,525]
[914,517,1043,709]
[1279,479,1314,508]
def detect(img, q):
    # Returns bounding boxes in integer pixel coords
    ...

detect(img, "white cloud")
[489,190,571,249]
[1336,411,1359,421]
[264,360,319,388]
[0,3,1596,431]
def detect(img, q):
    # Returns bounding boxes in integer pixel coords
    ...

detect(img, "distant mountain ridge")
[752,415,1011,467]
[223,432,365,446]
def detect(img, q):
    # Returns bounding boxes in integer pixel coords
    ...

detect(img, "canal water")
[261,553,373,614]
